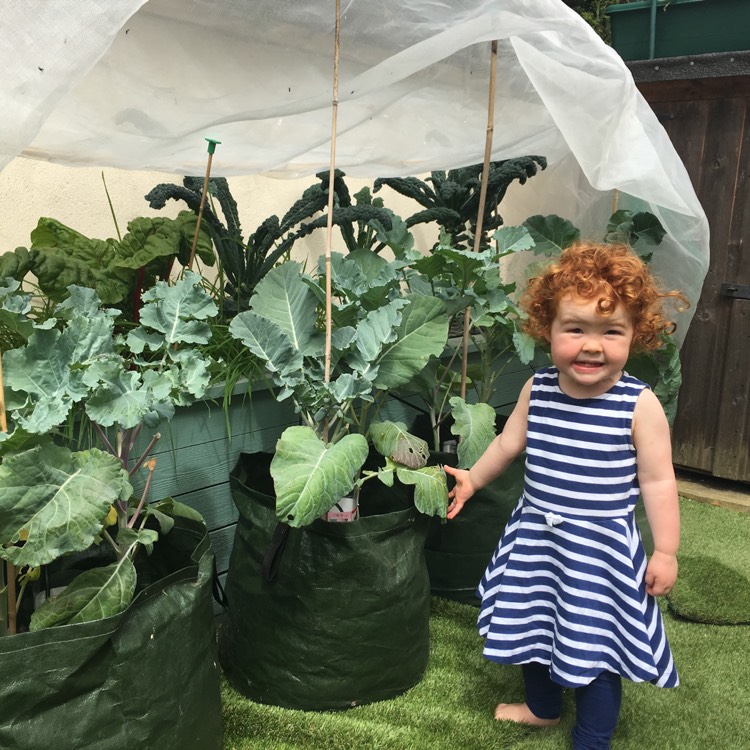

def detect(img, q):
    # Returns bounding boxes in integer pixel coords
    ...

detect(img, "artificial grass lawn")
[221,498,750,749]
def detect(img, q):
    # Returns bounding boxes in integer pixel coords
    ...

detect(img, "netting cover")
[1,0,709,331]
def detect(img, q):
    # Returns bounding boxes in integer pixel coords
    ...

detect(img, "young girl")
[444,241,686,749]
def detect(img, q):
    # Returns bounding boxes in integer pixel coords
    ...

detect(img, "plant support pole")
[0,355,17,635]
[323,0,341,442]
[461,40,498,399]
[188,137,222,271]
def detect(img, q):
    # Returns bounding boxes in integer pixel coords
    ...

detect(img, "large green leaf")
[374,295,448,389]
[393,462,448,518]
[0,444,132,567]
[251,262,318,354]
[83,363,154,428]
[0,278,33,341]
[136,270,217,348]
[449,397,496,469]
[29,218,131,304]
[348,299,406,378]
[229,311,304,380]
[369,420,428,469]
[29,556,137,630]
[115,214,214,271]
[270,426,368,527]
[524,214,580,256]
[493,225,536,256]
[3,321,113,434]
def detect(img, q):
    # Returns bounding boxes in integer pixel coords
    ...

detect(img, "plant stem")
[93,423,117,457]
[129,432,161,477]
[128,458,157,528]
[102,529,121,558]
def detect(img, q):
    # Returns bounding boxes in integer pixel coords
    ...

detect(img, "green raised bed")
[607,0,750,61]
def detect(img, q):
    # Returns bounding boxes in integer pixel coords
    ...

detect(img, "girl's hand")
[645,550,678,597]
[443,465,477,519]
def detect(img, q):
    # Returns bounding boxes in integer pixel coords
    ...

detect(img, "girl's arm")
[633,388,680,596]
[444,377,531,519]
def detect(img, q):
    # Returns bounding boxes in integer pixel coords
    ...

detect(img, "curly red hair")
[522,242,688,352]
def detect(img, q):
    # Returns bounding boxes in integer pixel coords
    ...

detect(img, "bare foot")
[494,702,561,726]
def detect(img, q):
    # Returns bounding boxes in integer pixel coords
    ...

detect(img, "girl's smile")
[547,294,634,398]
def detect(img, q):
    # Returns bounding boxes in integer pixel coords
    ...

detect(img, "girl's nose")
[581,335,602,352]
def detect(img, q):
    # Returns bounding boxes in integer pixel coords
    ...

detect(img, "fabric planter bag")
[218,451,431,711]
[425,451,523,606]
[0,517,223,750]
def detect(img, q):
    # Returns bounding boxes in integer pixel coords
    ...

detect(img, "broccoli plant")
[0,272,217,630]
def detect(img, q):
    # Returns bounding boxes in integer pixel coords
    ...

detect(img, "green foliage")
[229,252,450,526]
[0,272,218,628]
[448,398,496,469]
[400,206,682,451]
[0,214,213,320]
[562,0,633,43]
[145,171,394,316]
[374,156,547,249]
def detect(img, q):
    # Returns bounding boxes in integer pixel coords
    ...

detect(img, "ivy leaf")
[29,557,137,630]
[449,397,496,469]
[0,444,132,568]
[270,426,368,527]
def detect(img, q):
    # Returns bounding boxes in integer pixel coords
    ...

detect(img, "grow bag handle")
[212,557,229,609]
[261,523,291,583]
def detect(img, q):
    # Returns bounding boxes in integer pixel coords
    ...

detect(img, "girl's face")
[547,294,634,398]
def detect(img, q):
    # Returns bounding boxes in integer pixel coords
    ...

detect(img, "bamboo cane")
[187,137,222,271]
[460,40,498,399]
[0,354,17,635]
[323,0,341,443]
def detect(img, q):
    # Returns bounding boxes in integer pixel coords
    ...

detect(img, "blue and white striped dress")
[477,366,678,688]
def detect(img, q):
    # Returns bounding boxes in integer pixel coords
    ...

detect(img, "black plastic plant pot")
[0,517,223,750]
[218,451,431,711]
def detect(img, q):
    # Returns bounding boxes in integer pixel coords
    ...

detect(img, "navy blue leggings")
[522,662,623,750]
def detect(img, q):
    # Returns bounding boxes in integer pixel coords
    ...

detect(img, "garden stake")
[188,137,222,271]
[0,355,17,635]
[460,40,498,399]
[323,0,341,443]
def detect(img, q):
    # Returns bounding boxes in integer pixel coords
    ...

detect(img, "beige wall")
[0,157,436,269]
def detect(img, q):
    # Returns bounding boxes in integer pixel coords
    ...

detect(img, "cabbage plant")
[0,272,217,630]
[229,250,451,527]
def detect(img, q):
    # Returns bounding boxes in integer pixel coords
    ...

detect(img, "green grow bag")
[426,451,523,606]
[0,517,223,750]
[218,451,431,711]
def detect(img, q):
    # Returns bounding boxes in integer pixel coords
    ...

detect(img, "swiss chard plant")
[0,213,214,322]
[228,249,451,527]
[0,272,217,630]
